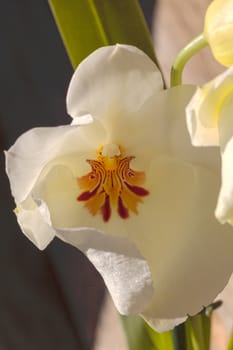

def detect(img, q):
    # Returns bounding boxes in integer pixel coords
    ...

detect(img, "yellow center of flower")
[77,144,149,222]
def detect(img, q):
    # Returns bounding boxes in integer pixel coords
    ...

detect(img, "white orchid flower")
[5,45,233,332]
[186,66,233,227]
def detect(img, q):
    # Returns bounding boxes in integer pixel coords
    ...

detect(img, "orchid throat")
[77,143,149,222]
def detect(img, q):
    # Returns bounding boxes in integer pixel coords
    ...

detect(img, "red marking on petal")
[118,197,129,219]
[77,190,96,201]
[125,183,149,196]
[77,185,100,201]
[101,195,111,222]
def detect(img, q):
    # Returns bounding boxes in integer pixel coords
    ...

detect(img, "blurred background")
[0,1,231,349]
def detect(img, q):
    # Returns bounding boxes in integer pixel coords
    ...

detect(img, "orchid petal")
[186,67,233,146]
[155,86,219,170]
[16,197,55,250]
[5,120,106,204]
[56,229,154,315]
[215,95,233,223]
[133,156,233,319]
[142,316,187,333]
[67,44,163,121]
[83,85,217,172]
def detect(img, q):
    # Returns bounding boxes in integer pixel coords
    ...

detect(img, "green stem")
[170,33,208,87]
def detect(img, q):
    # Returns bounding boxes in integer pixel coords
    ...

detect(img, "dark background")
[0,1,155,349]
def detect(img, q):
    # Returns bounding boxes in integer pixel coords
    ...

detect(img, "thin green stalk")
[170,34,208,87]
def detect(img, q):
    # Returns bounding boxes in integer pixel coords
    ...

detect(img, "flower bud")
[204,0,233,66]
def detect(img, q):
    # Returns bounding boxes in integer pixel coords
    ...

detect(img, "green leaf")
[173,323,187,350]
[121,315,174,350]
[184,301,223,350]
[172,301,222,350]
[185,314,211,350]
[145,321,174,350]
[48,0,158,69]
[121,315,154,350]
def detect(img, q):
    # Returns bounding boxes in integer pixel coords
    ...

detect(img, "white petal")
[142,315,187,333]
[186,87,219,146]
[93,85,218,172]
[16,197,55,250]
[215,95,233,223]
[33,164,84,228]
[56,228,154,315]
[97,86,197,168]
[5,121,106,204]
[67,44,163,121]
[135,156,233,319]
[186,66,233,146]
[158,86,219,171]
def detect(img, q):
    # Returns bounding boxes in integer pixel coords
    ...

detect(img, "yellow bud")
[204,0,233,66]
